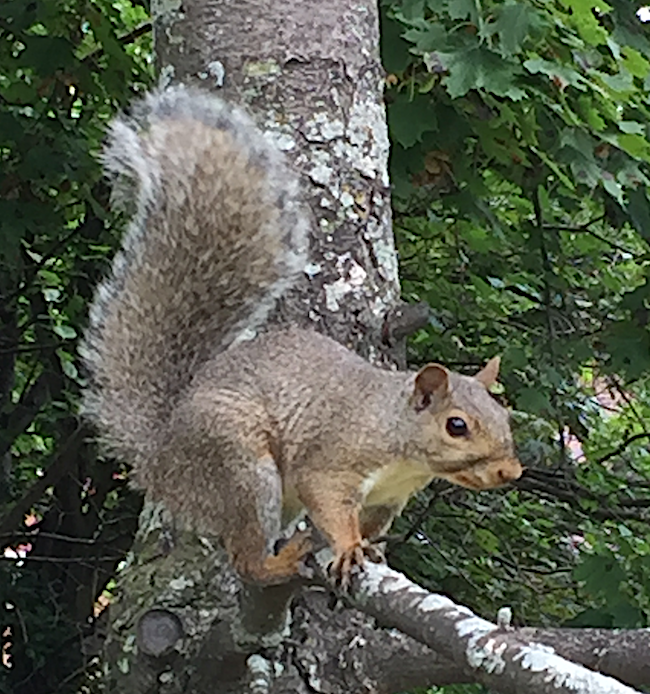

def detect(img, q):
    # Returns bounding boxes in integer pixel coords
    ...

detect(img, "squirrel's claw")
[329,539,384,591]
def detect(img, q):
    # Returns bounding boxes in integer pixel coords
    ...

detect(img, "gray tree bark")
[99,1,650,693]
[352,562,645,694]
[153,0,399,352]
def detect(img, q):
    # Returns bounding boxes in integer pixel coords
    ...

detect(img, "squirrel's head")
[409,357,523,490]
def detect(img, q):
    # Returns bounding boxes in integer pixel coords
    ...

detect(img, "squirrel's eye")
[446,417,468,437]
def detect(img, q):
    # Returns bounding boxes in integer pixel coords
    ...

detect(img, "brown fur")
[140,327,522,584]
[82,86,522,586]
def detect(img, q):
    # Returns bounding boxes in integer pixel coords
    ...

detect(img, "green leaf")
[626,188,650,243]
[504,346,528,370]
[475,528,500,553]
[21,36,77,75]
[381,9,413,72]
[599,69,635,95]
[516,387,551,415]
[558,128,600,188]
[401,22,449,53]
[524,57,585,90]
[616,133,650,162]
[576,96,606,131]
[440,0,477,22]
[618,121,644,135]
[564,608,614,628]
[622,47,650,79]
[602,175,624,205]
[440,46,523,98]
[492,2,537,56]
[530,147,575,190]
[387,92,438,148]
[38,269,62,286]
[601,322,650,379]
[574,552,626,602]
[559,0,611,45]
[400,0,425,19]
[609,602,646,628]
[53,325,77,340]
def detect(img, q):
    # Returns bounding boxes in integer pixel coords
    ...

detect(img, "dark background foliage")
[0,2,151,690]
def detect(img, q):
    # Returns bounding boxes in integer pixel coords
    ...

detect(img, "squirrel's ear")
[413,364,449,411]
[475,356,500,388]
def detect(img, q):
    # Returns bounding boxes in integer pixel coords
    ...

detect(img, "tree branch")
[0,371,58,458]
[292,584,650,693]
[543,218,640,257]
[347,562,644,694]
[595,432,650,465]
[81,22,152,66]
[516,469,650,522]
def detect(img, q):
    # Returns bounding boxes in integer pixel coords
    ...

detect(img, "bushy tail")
[81,84,308,464]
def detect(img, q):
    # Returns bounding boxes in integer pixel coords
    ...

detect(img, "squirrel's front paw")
[329,540,384,591]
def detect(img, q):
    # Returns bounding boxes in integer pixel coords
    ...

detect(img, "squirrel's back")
[81,85,308,464]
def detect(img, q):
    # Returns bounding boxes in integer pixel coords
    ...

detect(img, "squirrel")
[81,84,523,587]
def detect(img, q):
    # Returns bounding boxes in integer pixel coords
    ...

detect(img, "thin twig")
[596,432,650,465]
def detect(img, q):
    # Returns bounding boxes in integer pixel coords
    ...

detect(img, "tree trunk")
[155,0,399,351]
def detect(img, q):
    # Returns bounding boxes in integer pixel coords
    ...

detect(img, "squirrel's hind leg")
[164,394,312,584]
[220,452,313,585]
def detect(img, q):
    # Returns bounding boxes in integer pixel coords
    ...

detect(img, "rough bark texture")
[516,627,650,687]
[353,562,645,694]
[154,0,398,357]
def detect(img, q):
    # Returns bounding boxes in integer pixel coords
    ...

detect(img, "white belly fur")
[361,459,433,508]
[281,459,433,524]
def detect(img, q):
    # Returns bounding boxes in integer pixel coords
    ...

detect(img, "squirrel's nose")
[497,458,523,483]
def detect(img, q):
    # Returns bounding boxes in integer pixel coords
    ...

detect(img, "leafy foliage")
[381,0,650,671]
[0,1,151,691]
